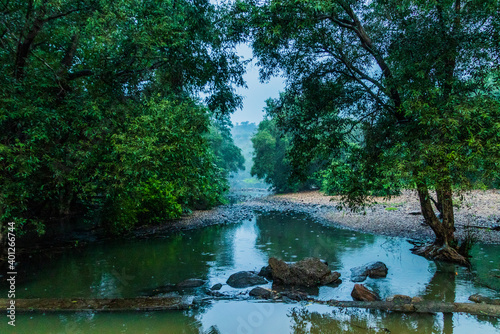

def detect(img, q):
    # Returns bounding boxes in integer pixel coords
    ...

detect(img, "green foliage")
[237,0,500,209]
[251,114,318,193]
[0,0,244,236]
[230,121,269,189]
[207,122,245,176]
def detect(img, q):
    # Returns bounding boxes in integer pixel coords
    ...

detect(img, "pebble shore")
[136,189,500,244]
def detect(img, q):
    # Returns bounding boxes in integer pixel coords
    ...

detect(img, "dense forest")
[0,0,245,238]
[1,0,500,266]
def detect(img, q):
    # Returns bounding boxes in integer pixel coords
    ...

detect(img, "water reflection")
[288,306,499,334]
[1,211,499,333]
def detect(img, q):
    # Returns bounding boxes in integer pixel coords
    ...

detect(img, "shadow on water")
[1,211,499,333]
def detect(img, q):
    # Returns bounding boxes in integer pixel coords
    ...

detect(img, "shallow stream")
[1,211,499,333]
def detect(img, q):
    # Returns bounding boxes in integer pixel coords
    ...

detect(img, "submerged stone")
[140,284,177,296]
[176,279,206,289]
[350,261,388,282]
[226,271,268,288]
[249,287,273,299]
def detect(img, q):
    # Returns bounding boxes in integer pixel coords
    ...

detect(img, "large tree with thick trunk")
[234,0,500,264]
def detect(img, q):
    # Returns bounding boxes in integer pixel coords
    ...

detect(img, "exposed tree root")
[411,243,469,266]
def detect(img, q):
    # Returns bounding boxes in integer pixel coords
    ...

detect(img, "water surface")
[1,211,499,333]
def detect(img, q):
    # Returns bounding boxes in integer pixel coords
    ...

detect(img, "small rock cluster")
[142,257,429,304]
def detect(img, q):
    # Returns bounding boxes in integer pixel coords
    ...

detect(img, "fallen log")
[0,296,195,312]
[469,294,500,305]
[1,297,499,317]
[318,300,500,317]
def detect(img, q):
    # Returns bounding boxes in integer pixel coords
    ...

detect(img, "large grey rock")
[226,271,268,288]
[351,284,380,301]
[350,261,388,282]
[268,257,341,287]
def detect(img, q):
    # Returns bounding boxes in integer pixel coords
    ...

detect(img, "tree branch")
[42,8,83,23]
[67,69,93,80]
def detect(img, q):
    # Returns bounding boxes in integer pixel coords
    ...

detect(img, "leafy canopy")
[0,0,245,234]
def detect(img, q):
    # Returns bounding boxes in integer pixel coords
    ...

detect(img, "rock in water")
[210,283,223,291]
[351,284,380,301]
[350,261,388,282]
[249,287,273,299]
[268,257,341,287]
[281,290,309,301]
[258,265,273,280]
[226,271,268,288]
[176,279,206,289]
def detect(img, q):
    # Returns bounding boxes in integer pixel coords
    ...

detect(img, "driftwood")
[0,297,194,312]
[319,299,500,317]
[2,297,500,317]
[469,294,500,306]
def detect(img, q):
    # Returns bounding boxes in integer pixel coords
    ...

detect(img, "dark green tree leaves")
[239,0,500,260]
[0,0,245,235]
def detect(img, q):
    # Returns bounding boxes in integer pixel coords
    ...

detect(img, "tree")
[251,100,321,192]
[208,121,245,177]
[0,0,245,237]
[235,0,500,263]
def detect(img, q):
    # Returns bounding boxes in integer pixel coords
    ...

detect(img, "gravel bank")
[263,190,500,244]
[136,189,500,244]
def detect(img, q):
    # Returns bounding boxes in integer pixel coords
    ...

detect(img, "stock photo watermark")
[6,222,16,327]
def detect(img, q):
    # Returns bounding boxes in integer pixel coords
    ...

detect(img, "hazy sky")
[230,44,285,125]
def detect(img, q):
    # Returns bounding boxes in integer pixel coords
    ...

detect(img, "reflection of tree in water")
[6,222,241,299]
[289,308,446,333]
[421,262,457,334]
[422,262,457,302]
[255,211,377,265]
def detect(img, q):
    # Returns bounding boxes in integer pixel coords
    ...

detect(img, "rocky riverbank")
[135,189,500,244]
[9,188,500,259]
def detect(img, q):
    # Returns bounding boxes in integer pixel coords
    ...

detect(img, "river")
[1,211,499,333]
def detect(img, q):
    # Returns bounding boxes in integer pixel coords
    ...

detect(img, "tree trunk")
[413,183,468,265]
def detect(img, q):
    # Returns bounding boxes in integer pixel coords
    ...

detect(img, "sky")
[230,44,285,125]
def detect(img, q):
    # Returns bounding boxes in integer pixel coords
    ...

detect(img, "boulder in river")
[281,290,309,301]
[268,257,341,287]
[249,287,273,299]
[351,284,380,301]
[210,283,223,291]
[176,279,206,289]
[258,265,273,280]
[226,271,268,288]
[350,261,388,282]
